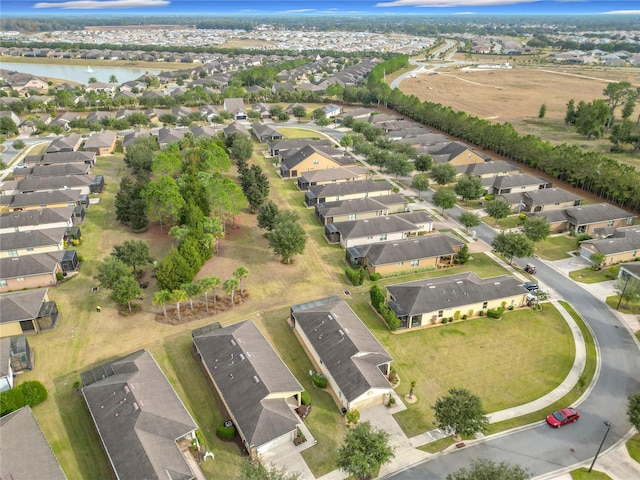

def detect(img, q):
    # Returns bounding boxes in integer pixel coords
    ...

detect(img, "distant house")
[83,130,117,155]
[157,126,186,149]
[579,227,640,265]
[81,350,200,480]
[0,250,77,292]
[522,188,582,213]
[297,166,369,191]
[429,141,484,166]
[223,98,247,120]
[619,262,640,281]
[322,104,343,118]
[491,173,551,196]
[537,203,637,234]
[0,407,67,479]
[386,272,528,330]
[0,335,33,392]
[315,194,408,225]
[4,190,83,213]
[86,81,116,95]
[325,212,433,249]
[24,151,97,168]
[267,138,334,158]
[251,122,283,143]
[348,232,465,275]
[290,296,393,412]
[280,145,353,179]
[1,71,49,94]
[12,162,90,182]
[305,179,394,207]
[0,227,67,258]
[222,121,251,138]
[0,207,75,234]
[0,289,59,334]
[15,174,102,195]
[46,133,83,153]
[192,320,304,457]
[455,160,518,179]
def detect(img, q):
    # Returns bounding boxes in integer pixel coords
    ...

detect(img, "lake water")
[0,61,164,85]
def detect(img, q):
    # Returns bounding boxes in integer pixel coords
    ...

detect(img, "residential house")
[251,122,283,143]
[347,232,465,275]
[0,250,77,292]
[51,112,81,131]
[4,190,83,213]
[12,163,90,182]
[15,174,102,195]
[0,407,67,479]
[0,227,67,258]
[251,103,271,119]
[83,130,117,155]
[192,321,304,457]
[315,194,408,225]
[455,160,519,179]
[157,126,186,149]
[1,71,49,94]
[222,121,251,138]
[86,81,116,95]
[0,110,20,126]
[0,207,75,234]
[323,104,343,118]
[190,124,218,140]
[0,289,59,335]
[24,151,97,168]
[325,212,433,249]
[290,296,393,412]
[386,272,528,330]
[429,141,485,166]
[280,145,353,179]
[522,188,583,213]
[297,166,369,191]
[336,107,374,124]
[81,350,200,480]
[267,138,334,158]
[538,203,637,234]
[619,262,640,281]
[305,179,394,207]
[579,227,640,265]
[46,133,83,153]
[491,173,551,196]
[0,335,33,392]
[223,98,247,120]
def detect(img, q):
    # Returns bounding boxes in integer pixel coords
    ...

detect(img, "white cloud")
[34,0,169,9]
[377,0,537,7]
[279,8,316,13]
[602,9,640,14]
[454,11,477,14]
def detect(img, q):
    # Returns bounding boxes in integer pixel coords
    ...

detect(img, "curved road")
[387,192,640,479]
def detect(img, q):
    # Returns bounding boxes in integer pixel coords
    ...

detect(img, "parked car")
[525,263,537,274]
[523,282,539,292]
[546,408,580,428]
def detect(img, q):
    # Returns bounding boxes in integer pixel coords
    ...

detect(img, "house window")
[0,280,7,287]
[17,277,25,282]
[607,220,614,227]
[26,247,34,252]
[554,202,560,206]
[482,301,488,309]
[14,227,19,232]
[397,261,404,266]
[68,202,75,207]
[8,250,18,257]
[379,234,387,241]
[411,260,419,267]
[349,214,356,220]
[367,235,373,240]
[438,310,444,318]
[313,159,319,165]
[627,218,634,225]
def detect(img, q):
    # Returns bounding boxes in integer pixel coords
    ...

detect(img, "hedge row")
[0,381,48,417]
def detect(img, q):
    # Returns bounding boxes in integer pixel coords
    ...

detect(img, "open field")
[397,64,640,168]
[0,55,185,71]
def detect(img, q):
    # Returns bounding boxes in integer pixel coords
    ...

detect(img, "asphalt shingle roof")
[492,173,549,190]
[0,227,67,251]
[0,289,48,324]
[308,179,393,200]
[356,232,464,266]
[298,166,368,184]
[330,214,420,240]
[8,190,81,209]
[0,207,74,230]
[565,203,636,225]
[523,188,582,205]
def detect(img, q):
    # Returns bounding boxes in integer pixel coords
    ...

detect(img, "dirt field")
[399,65,640,125]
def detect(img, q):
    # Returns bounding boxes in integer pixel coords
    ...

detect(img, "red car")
[546,408,580,428]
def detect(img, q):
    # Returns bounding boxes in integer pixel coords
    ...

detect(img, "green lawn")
[481,215,523,230]
[627,433,640,463]
[535,235,578,261]
[569,266,618,284]
[279,127,325,140]
[606,296,640,315]
[570,468,612,479]
[351,300,575,438]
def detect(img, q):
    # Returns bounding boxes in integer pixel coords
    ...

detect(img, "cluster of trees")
[238,160,270,212]
[257,202,307,264]
[349,124,417,178]
[365,57,640,212]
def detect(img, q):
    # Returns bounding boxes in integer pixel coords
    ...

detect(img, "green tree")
[522,216,551,243]
[111,276,142,312]
[565,98,577,125]
[414,154,433,172]
[411,174,430,195]
[12,139,25,150]
[238,458,300,480]
[181,282,202,311]
[87,76,97,84]
[484,200,511,222]
[152,149,182,178]
[454,175,484,205]
[223,278,239,305]
[457,244,470,264]
[144,175,186,230]
[430,163,457,186]
[491,232,535,264]
[335,421,394,480]
[538,103,546,118]
[124,135,159,177]
[459,211,480,232]
[447,459,529,480]
[613,276,640,307]
[589,252,606,271]
[603,81,635,132]
[154,290,172,318]
[0,117,18,136]
[385,153,413,178]
[198,276,220,313]
[226,132,254,162]
[268,210,307,264]
[97,256,132,290]
[171,289,187,322]
[575,99,609,139]
[433,387,489,437]
[628,392,640,431]
[433,188,457,214]
[159,113,178,126]
[112,240,152,276]
[156,248,193,291]
[340,134,353,153]
[292,105,306,118]
[240,164,270,212]
[312,108,327,122]
[257,201,280,232]
[233,267,249,296]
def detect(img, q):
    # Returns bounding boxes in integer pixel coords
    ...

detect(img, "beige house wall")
[9,201,74,213]
[529,199,579,212]
[0,273,58,293]
[450,150,484,166]
[0,323,23,338]
[0,244,63,259]
[287,153,341,178]
[330,210,386,224]
[413,294,527,327]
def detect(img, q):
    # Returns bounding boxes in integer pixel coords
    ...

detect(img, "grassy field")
[535,235,578,261]
[15,132,585,478]
[605,296,640,315]
[481,215,522,229]
[569,266,618,284]
[570,468,612,479]
[0,55,185,71]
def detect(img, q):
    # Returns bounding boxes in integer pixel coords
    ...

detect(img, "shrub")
[346,410,360,425]
[20,381,48,407]
[448,317,454,323]
[216,423,236,440]
[379,303,400,331]
[369,272,381,281]
[484,194,495,201]
[56,272,64,281]
[0,380,48,416]
[312,372,328,389]
[487,307,506,319]
[369,285,385,311]
[441,318,448,324]
[0,388,25,416]
[478,310,484,316]
[345,266,366,286]
[462,314,468,320]
[300,391,311,406]
[454,311,461,320]
[576,233,592,242]
[78,255,85,262]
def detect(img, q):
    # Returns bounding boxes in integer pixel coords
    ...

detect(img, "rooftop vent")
[230,339,236,346]
[429,285,436,289]
[239,353,245,361]
[132,403,139,412]
[253,376,260,384]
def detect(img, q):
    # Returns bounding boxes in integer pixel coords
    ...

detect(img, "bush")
[0,380,48,416]
[487,307,506,319]
[448,317,454,323]
[346,410,360,425]
[12,139,25,149]
[369,285,385,311]
[478,310,484,316]
[300,391,311,406]
[379,303,401,331]
[441,318,448,324]
[484,194,495,201]
[0,388,25,416]
[216,423,236,440]
[56,272,64,281]
[462,314,468,320]
[576,233,592,242]
[369,272,381,281]
[345,266,366,286]
[20,381,48,407]
[312,372,328,389]
[453,311,461,320]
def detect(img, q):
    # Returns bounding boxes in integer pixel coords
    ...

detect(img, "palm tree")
[198,276,219,314]
[109,74,118,84]
[340,134,353,153]
[233,267,249,296]
[171,289,187,322]
[153,290,172,318]
[409,380,416,399]
[181,282,202,311]
[223,278,239,305]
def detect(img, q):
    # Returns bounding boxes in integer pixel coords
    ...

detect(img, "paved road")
[388,190,640,479]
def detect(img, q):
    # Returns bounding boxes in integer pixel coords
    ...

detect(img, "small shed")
[72,206,85,224]
[61,250,79,273]
[90,175,104,193]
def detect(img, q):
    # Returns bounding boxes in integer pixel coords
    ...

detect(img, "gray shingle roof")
[316,197,389,218]
[17,175,94,193]
[582,227,640,255]
[298,166,368,184]
[456,161,518,176]
[523,188,582,205]
[291,297,393,403]
[0,227,67,251]
[357,233,464,266]
[46,133,82,153]
[330,214,420,239]
[565,203,636,225]
[620,262,640,279]
[0,207,74,230]
[0,407,67,480]
[25,151,96,166]
[387,272,527,317]
[268,138,333,153]
[8,190,81,209]
[13,162,90,178]
[0,251,63,279]
[251,122,282,140]
[83,130,116,150]
[309,179,393,199]
[82,350,197,480]
[492,173,549,190]
[0,289,48,324]
[281,144,349,170]
[192,320,302,449]
[223,122,250,137]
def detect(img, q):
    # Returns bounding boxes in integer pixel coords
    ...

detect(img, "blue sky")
[1,0,639,16]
